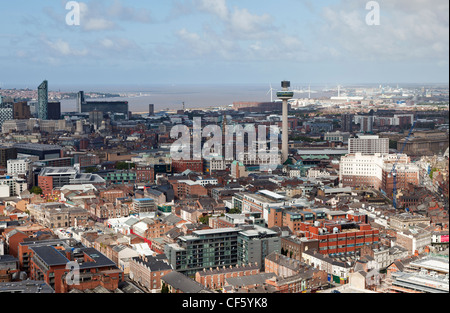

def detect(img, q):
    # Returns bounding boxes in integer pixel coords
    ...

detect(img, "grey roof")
[161,214,183,225]
[161,271,211,293]
[0,255,18,264]
[78,247,117,269]
[31,246,70,267]
[124,217,140,227]
[0,280,54,293]
[132,255,173,272]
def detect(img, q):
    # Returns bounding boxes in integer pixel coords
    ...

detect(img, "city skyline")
[0,0,448,88]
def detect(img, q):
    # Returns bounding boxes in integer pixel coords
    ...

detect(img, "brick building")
[129,254,173,292]
[135,164,155,183]
[195,263,260,290]
[172,159,203,173]
[280,236,319,261]
[169,179,208,199]
[29,245,123,293]
[269,210,380,256]
[99,188,127,202]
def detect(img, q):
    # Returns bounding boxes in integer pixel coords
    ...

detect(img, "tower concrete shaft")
[277,81,294,164]
[282,99,289,163]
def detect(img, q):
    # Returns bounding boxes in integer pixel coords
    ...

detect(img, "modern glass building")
[237,225,280,270]
[165,225,280,275]
[165,228,240,276]
[38,80,48,120]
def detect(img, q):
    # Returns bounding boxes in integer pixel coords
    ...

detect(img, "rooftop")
[31,246,70,267]
[0,281,54,293]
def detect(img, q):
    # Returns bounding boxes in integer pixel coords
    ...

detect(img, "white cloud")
[196,0,229,20]
[76,0,153,32]
[107,0,153,23]
[42,38,88,57]
[228,7,273,38]
[83,17,116,31]
[318,0,449,63]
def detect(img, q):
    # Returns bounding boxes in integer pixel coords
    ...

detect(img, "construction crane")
[389,120,416,209]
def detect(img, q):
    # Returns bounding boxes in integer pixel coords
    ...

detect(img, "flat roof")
[31,246,70,267]
[409,257,449,274]
[259,190,285,200]
[79,247,116,269]
[192,227,240,236]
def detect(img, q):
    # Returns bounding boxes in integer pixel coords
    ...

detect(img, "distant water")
[59,84,333,113]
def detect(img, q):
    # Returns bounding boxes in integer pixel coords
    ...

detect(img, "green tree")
[30,186,43,195]
[389,140,398,150]
[199,215,210,225]
[85,167,99,173]
[161,282,170,293]
[115,162,135,170]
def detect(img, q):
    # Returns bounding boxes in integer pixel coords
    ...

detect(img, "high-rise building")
[89,110,103,129]
[38,80,48,120]
[47,102,61,120]
[341,114,354,132]
[355,115,374,133]
[348,135,389,154]
[0,146,17,167]
[0,106,13,130]
[149,104,155,116]
[76,91,85,113]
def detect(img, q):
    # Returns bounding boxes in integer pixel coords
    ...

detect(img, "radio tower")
[277,81,294,163]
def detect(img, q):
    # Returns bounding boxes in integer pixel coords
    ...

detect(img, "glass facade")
[38,80,48,120]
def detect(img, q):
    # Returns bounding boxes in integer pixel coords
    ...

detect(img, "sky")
[0,0,448,89]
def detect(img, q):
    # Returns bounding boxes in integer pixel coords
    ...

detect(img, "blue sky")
[0,0,448,89]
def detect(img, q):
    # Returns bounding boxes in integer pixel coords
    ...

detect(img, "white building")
[348,135,389,154]
[339,153,420,191]
[7,159,32,175]
[0,175,28,197]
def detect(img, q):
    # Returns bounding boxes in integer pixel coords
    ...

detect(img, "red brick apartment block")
[195,263,260,290]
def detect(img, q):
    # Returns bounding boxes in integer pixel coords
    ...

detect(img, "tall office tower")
[277,81,294,163]
[47,102,61,120]
[77,91,85,113]
[360,116,374,133]
[13,102,32,119]
[89,110,103,129]
[38,80,48,120]
[149,104,154,116]
[0,146,17,167]
[0,101,13,131]
[341,114,354,132]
